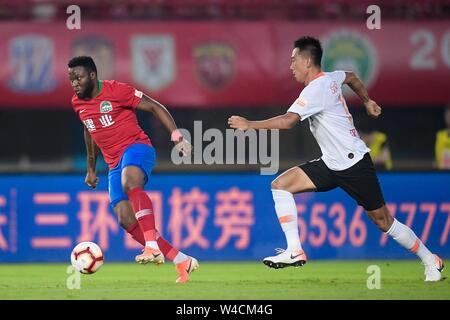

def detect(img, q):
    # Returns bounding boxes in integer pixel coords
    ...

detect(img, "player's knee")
[121,170,145,195]
[122,183,132,195]
[271,179,285,191]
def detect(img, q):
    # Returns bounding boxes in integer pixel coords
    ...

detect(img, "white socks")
[173,252,188,264]
[272,189,434,265]
[272,189,302,251]
[386,219,434,265]
[145,241,159,249]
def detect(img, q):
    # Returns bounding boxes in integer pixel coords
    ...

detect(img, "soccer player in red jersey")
[68,56,198,283]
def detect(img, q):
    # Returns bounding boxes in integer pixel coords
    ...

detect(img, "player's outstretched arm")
[344,71,381,119]
[83,126,99,189]
[137,94,178,134]
[137,94,192,156]
[228,113,300,130]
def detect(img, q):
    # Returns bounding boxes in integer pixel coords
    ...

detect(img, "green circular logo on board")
[322,30,377,89]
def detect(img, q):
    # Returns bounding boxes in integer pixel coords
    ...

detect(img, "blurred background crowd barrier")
[0,0,450,173]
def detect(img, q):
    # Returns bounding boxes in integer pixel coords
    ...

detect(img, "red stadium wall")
[0,21,449,109]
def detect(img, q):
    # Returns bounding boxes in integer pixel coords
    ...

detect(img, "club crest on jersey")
[100,101,113,113]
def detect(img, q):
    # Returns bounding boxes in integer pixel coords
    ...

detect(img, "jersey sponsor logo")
[322,29,377,95]
[8,35,57,93]
[349,128,358,137]
[99,114,115,128]
[193,42,235,90]
[131,35,175,92]
[83,119,96,132]
[100,101,113,113]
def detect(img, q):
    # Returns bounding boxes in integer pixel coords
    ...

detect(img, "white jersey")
[288,70,370,171]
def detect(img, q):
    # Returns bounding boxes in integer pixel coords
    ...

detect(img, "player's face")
[68,66,95,99]
[290,48,308,83]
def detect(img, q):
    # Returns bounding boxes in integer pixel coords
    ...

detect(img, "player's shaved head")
[68,56,97,75]
[293,36,323,67]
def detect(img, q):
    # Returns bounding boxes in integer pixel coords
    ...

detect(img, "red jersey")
[71,80,152,169]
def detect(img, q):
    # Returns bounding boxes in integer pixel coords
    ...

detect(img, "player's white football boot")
[135,247,165,265]
[263,248,307,269]
[424,254,444,282]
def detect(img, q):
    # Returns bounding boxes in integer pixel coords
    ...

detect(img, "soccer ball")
[70,241,104,274]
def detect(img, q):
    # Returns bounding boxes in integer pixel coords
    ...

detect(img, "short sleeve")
[287,85,324,121]
[113,81,143,109]
[327,70,346,86]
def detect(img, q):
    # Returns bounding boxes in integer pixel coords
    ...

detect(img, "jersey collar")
[93,80,102,98]
[305,71,325,86]
[311,71,324,81]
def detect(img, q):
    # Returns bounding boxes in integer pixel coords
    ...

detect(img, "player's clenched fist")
[228,116,250,130]
[85,171,99,189]
[364,99,382,119]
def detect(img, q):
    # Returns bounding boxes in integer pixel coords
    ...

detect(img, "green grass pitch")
[0,260,448,300]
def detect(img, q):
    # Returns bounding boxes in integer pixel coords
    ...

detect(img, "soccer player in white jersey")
[228,36,444,281]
